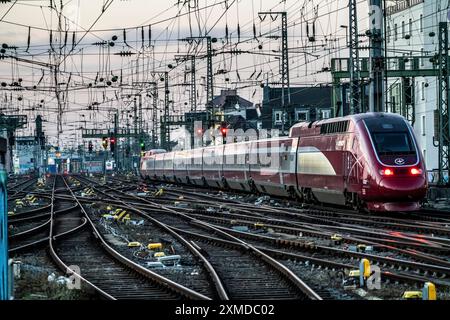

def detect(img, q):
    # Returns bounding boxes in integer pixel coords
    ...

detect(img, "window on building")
[421,115,426,136]
[321,109,331,119]
[420,14,423,32]
[274,111,282,123]
[296,110,309,122]
[394,24,398,41]
[402,21,405,38]
[421,82,426,101]
[421,48,424,66]
[387,26,391,43]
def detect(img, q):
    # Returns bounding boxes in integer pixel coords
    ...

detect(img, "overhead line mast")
[349,0,361,114]
[258,11,290,135]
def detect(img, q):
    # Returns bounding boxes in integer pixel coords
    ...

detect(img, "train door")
[344,136,361,194]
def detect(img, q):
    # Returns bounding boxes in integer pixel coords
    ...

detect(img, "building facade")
[386,0,449,182]
[261,85,333,131]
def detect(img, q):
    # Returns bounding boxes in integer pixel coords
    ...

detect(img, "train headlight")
[380,168,394,176]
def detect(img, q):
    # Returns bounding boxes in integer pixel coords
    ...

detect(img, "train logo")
[395,158,406,165]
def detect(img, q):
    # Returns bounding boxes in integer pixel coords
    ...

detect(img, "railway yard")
[6,174,450,301]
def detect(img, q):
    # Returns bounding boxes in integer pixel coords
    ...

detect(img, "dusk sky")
[0,0,373,149]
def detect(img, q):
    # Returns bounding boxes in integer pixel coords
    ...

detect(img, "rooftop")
[386,0,424,16]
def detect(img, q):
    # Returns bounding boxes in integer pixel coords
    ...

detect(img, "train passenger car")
[203,145,225,188]
[249,137,297,197]
[140,149,166,179]
[173,150,189,184]
[222,141,252,192]
[186,148,204,186]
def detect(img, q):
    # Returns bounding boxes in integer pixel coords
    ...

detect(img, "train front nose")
[378,176,428,201]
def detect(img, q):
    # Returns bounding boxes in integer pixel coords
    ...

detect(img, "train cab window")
[364,117,416,156]
[372,132,415,155]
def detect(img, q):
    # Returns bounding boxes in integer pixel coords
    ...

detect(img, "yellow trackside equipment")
[331,234,342,241]
[114,210,128,221]
[28,196,37,203]
[127,242,142,248]
[15,200,24,207]
[122,214,131,222]
[254,223,265,228]
[154,252,165,258]
[349,270,360,277]
[423,282,436,300]
[402,291,423,300]
[360,258,371,278]
[154,188,164,197]
[147,243,163,250]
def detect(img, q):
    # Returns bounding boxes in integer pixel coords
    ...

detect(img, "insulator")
[237,23,241,42]
[225,24,229,43]
[25,27,30,52]
[72,32,76,49]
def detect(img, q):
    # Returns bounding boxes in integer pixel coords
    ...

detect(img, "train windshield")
[372,132,415,155]
[364,117,417,156]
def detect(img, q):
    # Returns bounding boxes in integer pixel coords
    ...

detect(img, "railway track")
[75,175,323,300]
[83,175,450,292]
[51,175,212,300]
[140,182,450,256]
[10,175,212,300]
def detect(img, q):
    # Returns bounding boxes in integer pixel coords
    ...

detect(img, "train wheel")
[222,177,230,190]
[288,186,298,200]
[302,188,315,204]
[352,194,368,213]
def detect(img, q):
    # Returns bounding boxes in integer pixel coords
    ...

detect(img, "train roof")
[289,112,406,138]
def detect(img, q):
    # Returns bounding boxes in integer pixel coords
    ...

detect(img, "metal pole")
[349,0,361,114]
[259,12,290,134]
[438,22,450,185]
[151,83,158,149]
[281,12,290,133]
[368,0,385,113]
[114,113,119,171]
[0,137,9,300]
[163,72,170,150]
[191,56,197,113]
[206,37,214,129]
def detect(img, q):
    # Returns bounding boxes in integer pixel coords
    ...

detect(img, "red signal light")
[380,168,394,176]
[410,168,422,175]
[221,128,227,136]
[110,138,116,144]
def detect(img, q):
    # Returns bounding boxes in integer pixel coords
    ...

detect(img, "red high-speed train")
[140,113,428,212]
